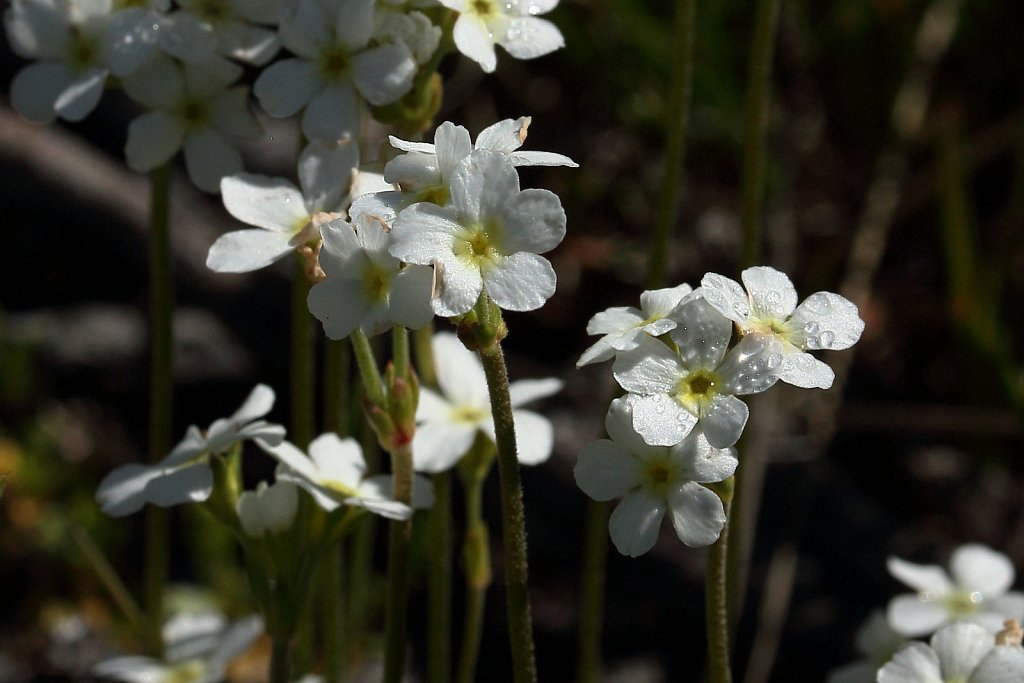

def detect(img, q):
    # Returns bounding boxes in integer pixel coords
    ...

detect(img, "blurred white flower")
[826,610,906,683]
[207,140,359,272]
[253,0,416,140]
[389,149,566,316]
[877,621,1024,683]
[374,8,441,65]
[122,54,261,192]
[887,544,1024,637]
[577,284,694,368]
[236,479,298,536]
[260,433,434,519]
[306,213,434,339]
[94,610,263,683]
[439,0,564,72]
[701,266,864,389]
[412,332,562,473]
[161,0,283,66]
[96,384,285,516]
[613,296,783,449]
[574,396,736,557]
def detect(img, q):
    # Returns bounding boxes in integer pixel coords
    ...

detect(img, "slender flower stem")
[73,526,147,636]
[323,544,345,683]
[290,256,315,449]
[574,498,609,683]
[270,636,292,683]
[144,162,173,656]
[324,339,351,436]
[382,442,415,683]
[429,472,453,683]
[647,0,698,289]
[456,466,490,683]
[477,340,537,683]
[350,329,385,406]
[706,480,734,683]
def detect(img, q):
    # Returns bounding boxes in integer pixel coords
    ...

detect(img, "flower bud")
[236,480,298,537]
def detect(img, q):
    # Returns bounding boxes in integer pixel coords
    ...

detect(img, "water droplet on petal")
[819,331,835,348]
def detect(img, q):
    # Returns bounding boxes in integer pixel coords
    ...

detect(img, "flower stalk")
[706,477,735,683]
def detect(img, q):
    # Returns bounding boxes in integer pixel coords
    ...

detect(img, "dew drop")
[766,353,782,369]
[819,331,835,348]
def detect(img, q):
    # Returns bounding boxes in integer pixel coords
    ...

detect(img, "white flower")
[887,544,1024,637]
[236,479,298,536]
[439,0,564,73]
[826,611,906,683]
[306,213,434,339]
[577,284,694,367]
[413,333,562,473]
[384,117,577,206]
[701,266,864,389]
[161,0,283,66]
[877,621,1024,683]
[260,433,434,519]
[613,296,783,449]
[253,0,416,140]
[574,396,736,557]
[94,610,263,683]
[389,149,566,316]
[96,385,285,517]
[122,54,261,193]
[374,8,441,65]
[207,140,359,272]
[6,0,154,123]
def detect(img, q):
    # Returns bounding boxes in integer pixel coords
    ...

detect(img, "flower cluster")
[575,267,864,556]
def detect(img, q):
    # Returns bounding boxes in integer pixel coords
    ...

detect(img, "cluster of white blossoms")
[828,544,1024,683]
[575,267,865,557]
[95,384,430,526]
[5,0,567,192]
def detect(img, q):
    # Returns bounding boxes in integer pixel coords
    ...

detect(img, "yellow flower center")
[941,590,982,617]
[414,184,450,206]
[453,224,502,270]
[450,404,489,425]
[163,660,208,683]
[192,0,230,23]
[177,97,209,131]
[361,262,392,304]
[675,369,721,414]
[641,454,677,496]
[318,45,351,82]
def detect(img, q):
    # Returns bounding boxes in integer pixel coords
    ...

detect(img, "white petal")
[971,645,1024,683]
[335,0,374,49]
[144,463,213,507]
[887,594,950,637]
[576,337,617,367]
[389,203,460,264]
[699,394,748,449]
[574,439,641,501]
[163,425,207,466]
[352,42,416,106]
[299,140,359,212]
[218,21,280,65]
[641,284,693,318]
[389,265,436,330]
[604,396,662,458]
[302,85,360,142]
[500,188,566,254]
[121,52,182,110]
[508,150,578,167]
[52,67,106,121]
[789,292,865,350]
[412,421,478,473]
[307,278,367,340]
[101,9,159,77]
[10,62,72,123]
[509,378,562,407]
[483,252,556,312]
[206,229,295,273]
[498,16,563,59]
[587,307,644,335]
[434,121,474,179]
[888,557,954,593]
[384,151,443,190]
[612,335,682,395]
[778,351,835,389]
[278,0,330,58]
[630,394,696,447]
[5,0,69,60]
[718,333,784,395]
[672,431,738,483]
[877,642,942,683]
[259,439,320,483]
[700,272,750,323]
[159,11,217,63]
[452,14,496,72]
[309,434,366,488]
[741,266,798,320]
[475,117,527,153]
[506,0,559,15]
[92,656,168,682]
[669,297,732,369]
[230,384,276,423]
[253,58,319,118]
[221,174,307,232]
[210,615,264,666]
[608,489,665,557]
[667,481,725,547]
[433,256,484,317]
[389,136,436,154]
[931,621,992,680]
[96,464,161,516]
[511,410,553,465]
[433,333,489,407]
[183,129,243,193]
[416,388,450,422]
[951,545,1015,597]
[450,150,519,222]
[986,593,1024,625]
[125,111,184,172]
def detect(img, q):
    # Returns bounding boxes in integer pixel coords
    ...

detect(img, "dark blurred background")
[2,0,1024,681]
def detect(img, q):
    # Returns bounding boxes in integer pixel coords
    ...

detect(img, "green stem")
[478,342,537,683]
[270,636,292,683]
[706,481,734,683]
[345,420,380,664]
[647,0,697,289]
[413,323,438,387]
[382,442,415,683]
[428,472,453,683]
[144,162,173,656]
[324,339,351,436]
[351,329,385,407]
[456,469,490,683]
[72,526,147,636]
[290,256,315,449]
[323,546,345,683]
[739,0,781,269]
[574,498,609,683]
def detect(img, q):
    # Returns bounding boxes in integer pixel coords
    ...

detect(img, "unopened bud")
[996,619,1024,647]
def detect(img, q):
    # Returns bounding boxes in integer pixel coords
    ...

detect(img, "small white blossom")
[236,479,298,536]
[161,0,283,66]
[413,332,562,473]
[826,611,906,683]
[613,296,783,449]
[701,266,864,389]
[260,433,434,519]
[94,610,263,683]
[877,621,1024,683]
[577,284,694,368]
[887,544,1024,637]
[374,8,441,65]
[253,0,416,140]
[207,140,359,272]
[306,213,434,339]
[574,396,736,557]
[122,54,261,192]
[389,149,566,316]
[439,0,564,73]
[96,385,285,517]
